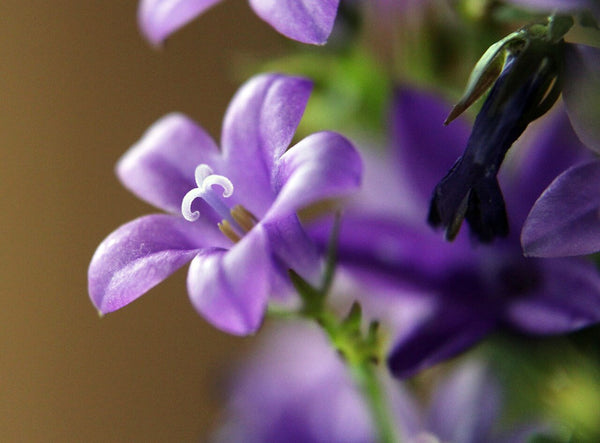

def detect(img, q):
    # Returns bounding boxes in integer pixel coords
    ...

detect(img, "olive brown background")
[1,1,285,440]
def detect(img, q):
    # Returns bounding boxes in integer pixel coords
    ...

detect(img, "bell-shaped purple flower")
[310,88,600,378]
[138,0,341,46]
[215,321,547,443]
[88,73,361,335]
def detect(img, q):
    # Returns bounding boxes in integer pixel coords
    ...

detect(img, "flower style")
[310,88,600,378]
[87,73,361,335]
[138,0,341,46]
[215,321,547,443]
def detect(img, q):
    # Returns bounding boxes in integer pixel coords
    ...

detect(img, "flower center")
[181,164,258,242]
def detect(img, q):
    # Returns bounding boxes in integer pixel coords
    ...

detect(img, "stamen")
[181,164,235,222]
[231,205,258,232]
[218,220,242,243]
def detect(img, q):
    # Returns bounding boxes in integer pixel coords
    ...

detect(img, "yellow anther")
[231,204,258,233]
[218,220,242,243]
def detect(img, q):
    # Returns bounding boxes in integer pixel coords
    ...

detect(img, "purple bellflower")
[87,73,361,335]
[311,88,600,378]
[215,321,547,443]
[138,0,341,46]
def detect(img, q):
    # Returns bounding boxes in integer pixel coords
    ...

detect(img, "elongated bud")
[445,30,528,125]
[444,15,573,126]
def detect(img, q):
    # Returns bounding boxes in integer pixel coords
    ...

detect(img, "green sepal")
[340,301,363,333]
[445,30,528,125]
[548,15,574,42]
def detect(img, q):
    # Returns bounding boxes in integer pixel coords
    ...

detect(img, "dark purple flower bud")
[429,20,568,242]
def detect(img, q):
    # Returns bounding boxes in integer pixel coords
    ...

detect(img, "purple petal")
[267,131,361,219]
[117,113,220,214]
[310,214,475,291]
[138,0,222,46]
[88,214,222,314]
[522,160,600,257]
[220,74,313,215]
[187,227,270,335]
[427,361,501,443]
[249,0,340,45]
[391,88,470,212]
[262,215,321,285]
[387,302,495,378]
[563,44,600,152]
[506,258,600,333]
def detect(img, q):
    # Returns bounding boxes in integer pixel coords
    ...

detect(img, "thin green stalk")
[282,215,400,442]
[316,309,399,443]
[350,361,398,443]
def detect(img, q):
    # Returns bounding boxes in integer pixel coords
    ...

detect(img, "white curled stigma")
[181,164,234,222]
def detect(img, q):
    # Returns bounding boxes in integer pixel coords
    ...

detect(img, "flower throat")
[181,164,258,243]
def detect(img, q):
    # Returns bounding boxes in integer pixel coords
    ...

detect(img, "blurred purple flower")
[311,88,600,378]
[215,321,546,443]
[138,0,341,46]
[87,73,361,335]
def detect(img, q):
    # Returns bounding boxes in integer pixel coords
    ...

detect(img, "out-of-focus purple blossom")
[138,0,341,46]
[214,322,382,443]
[215,321,547,443]
[310,88,600,378]
[87,73,361,335]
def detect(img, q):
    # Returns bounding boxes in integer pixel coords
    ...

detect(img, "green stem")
[313,310,399,443]
[283,215,399,442]
[350,361,398,443]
